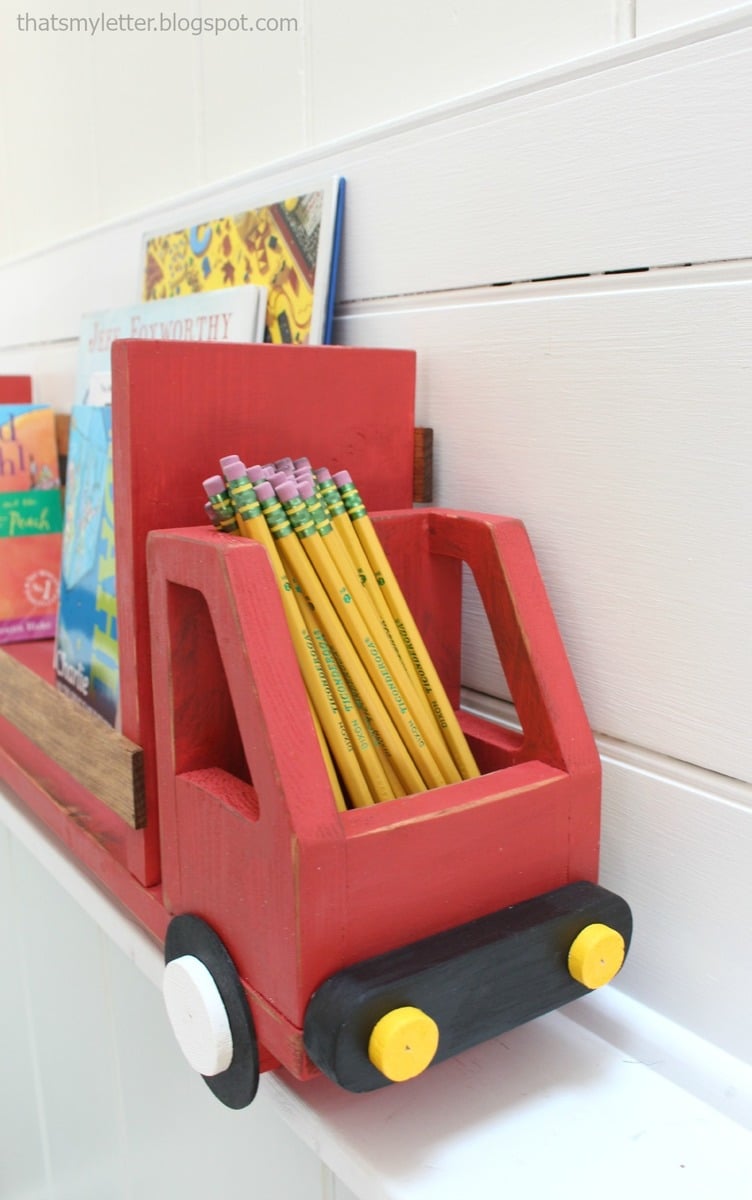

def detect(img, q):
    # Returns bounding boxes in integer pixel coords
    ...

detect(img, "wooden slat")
[55,411,70,457]
[412,427,433,503]
[0,650,145,829]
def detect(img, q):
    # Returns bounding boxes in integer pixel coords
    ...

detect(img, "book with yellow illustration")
[0,404,63,645]
[141,178,345,345]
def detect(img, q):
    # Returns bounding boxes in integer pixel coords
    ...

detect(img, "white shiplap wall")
[1,6,751,1198]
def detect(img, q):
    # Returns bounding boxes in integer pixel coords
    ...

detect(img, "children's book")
[55,285,269,725]
[141,177,345,346]
[0,405,63,645]
[74,285,268,404]
[54,405,118,725]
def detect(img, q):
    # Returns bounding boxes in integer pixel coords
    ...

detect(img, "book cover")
[0,404,60,493]
[55,285,269,725]
[54,405,118,726]
[141,177,345,346]
[0,405,63,645]
[74,285,268,404]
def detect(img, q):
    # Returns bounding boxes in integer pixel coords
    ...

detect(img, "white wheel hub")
[163,954,234,1076]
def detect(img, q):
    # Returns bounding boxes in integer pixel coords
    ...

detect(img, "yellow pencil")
[222,463,375,809]
[275,480,448,792]
[310,706,348,813]
[333,470,481,782]
[255,481,427,798]
[299,479,462,785]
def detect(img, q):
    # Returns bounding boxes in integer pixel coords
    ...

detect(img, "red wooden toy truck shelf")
[0,346,631,1110]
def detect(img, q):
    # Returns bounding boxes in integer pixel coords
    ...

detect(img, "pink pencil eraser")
[298,478,315,500]
[261,466,277,480]
[332,470,352,487]
[293,456,310,470]
[203,474,225,496]
[224,461,247,482]
[314,467,331,482]
[219,454,240,469]
[275,480,299,504]
[275,457,294,471]
[254,481,274,501]
[246,464,265,483]
[270,470,290,488]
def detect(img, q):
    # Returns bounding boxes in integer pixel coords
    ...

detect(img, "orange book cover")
[0,405,62,644]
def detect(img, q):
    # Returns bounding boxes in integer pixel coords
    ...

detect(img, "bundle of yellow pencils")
[202,455,479,812]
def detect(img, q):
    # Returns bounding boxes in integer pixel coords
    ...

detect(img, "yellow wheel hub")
[568,923,625,989]
[368,1006,440,1082]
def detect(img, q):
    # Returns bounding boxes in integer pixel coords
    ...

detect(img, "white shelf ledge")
[3,780,751,1199]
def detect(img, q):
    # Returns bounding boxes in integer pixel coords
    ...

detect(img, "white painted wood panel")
[2,16,752,346]
[637,0,745,36]
[10,841,128,1200]
[0,8,100,258]
[273,1011,752,1200]
[463,691,752,1069]
[0,115,11,263]
[599,746,752,1065]
[0,828,49,1200]
[4,773,752,1197]
[307,0,624,144]
[106,942,328,1200]
[335,268,752,785]
[198,0,307,182]
[89,0,205,227]
[0,801,336,1200]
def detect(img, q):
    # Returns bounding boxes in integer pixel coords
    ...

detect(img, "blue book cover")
[54,406,118,727]
[54,287,268,726]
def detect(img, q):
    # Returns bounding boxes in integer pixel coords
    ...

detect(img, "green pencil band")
[221,470,375,811]
[257,481,425,798]
[314,470,349,521]
[297,478,461,786]
[277,481,449,792]
[333,469,481,783]
[203,474,239,532]
[336,477,368,523]
[254,481,397,804]
[223,464,278,543]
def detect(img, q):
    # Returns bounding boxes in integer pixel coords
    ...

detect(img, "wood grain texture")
[0,650,145,829]
[412,427,433,503]
[54,411,70,457]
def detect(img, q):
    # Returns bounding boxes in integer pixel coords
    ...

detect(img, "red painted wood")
[112,340,416,885]
[0,376,32,404]
[0,347,604,1091]
[0,742,169,941]
[145,507,601,1081]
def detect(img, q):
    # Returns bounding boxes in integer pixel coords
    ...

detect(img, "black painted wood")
[304,881,632,1093]
[165,914,260,1109]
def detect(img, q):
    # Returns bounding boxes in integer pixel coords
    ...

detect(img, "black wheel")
[163,914,259,1109]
